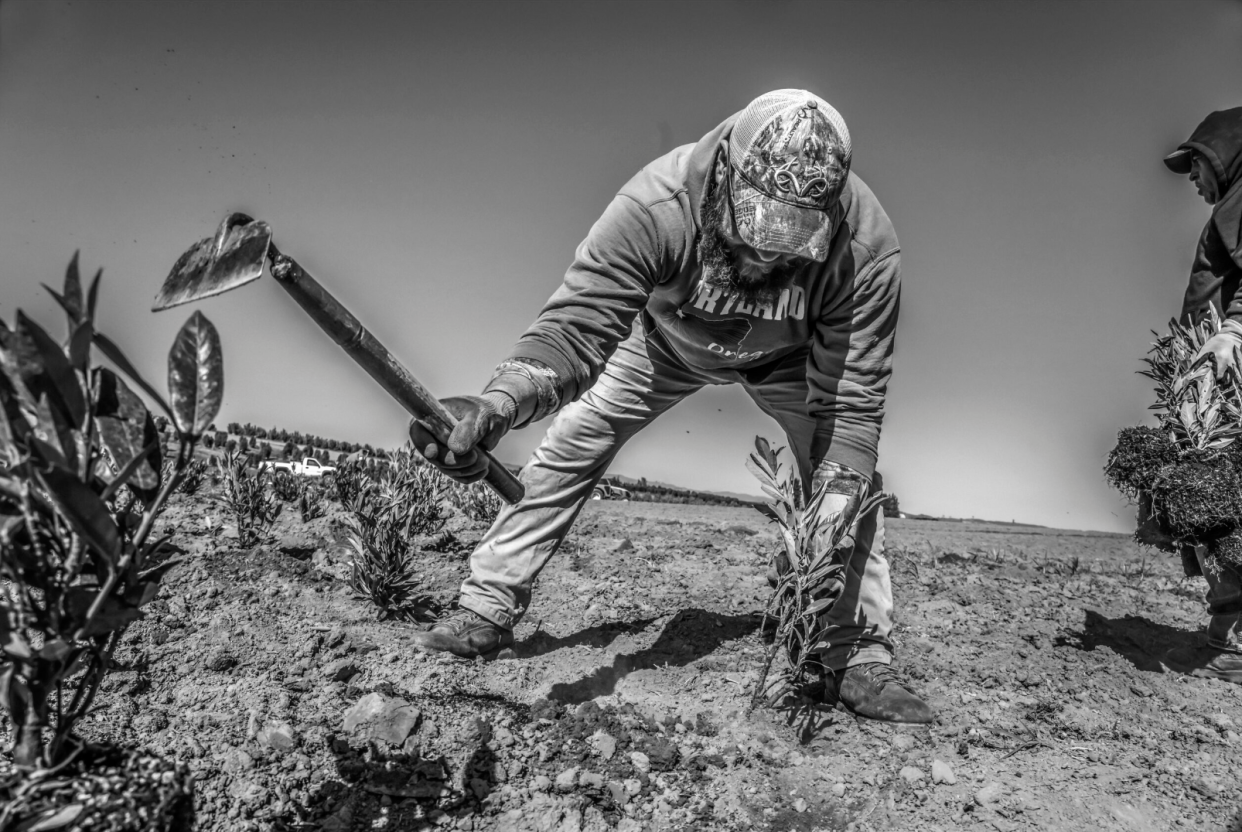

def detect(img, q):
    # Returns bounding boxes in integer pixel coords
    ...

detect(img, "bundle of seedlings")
[343,444,443,621]
[745,436,885,714]
[1105,307,1242,569]
[0,257,221,830]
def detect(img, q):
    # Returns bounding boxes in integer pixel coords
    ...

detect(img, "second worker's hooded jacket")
[1178,107,1242,324]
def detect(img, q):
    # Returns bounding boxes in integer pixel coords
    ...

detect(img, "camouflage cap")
[728,89,851,262]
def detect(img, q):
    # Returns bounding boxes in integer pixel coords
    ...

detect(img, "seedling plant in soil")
[220,449,282,548]
[0,256,222,829]
[744,436,885,716]
[342,445,445,623]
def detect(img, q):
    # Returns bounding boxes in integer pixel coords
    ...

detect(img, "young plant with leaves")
[175,457,207,496]
[353,445,445,541]
[344,533,437,623]
[445,479,504,524]
[343,445,442,621]
[271,469,301,503]
[745,436,885,713]
[161,456,207,497]
[331,458,370,506]
[0,256,223,775]
[220,449,281,548]
[299,482,326,523]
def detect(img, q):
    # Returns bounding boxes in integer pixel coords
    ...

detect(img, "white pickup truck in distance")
[261,457,337,477]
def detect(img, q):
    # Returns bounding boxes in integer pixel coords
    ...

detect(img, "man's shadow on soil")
[514,616,663,657]
[1058,609,1201,673]
[523,608,761,705]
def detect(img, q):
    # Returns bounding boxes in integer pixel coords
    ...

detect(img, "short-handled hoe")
[152,212,524,504]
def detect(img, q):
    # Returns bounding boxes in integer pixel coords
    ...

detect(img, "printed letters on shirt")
[686,281,807,321]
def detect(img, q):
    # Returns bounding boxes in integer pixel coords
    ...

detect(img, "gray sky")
[1,0,1239,531]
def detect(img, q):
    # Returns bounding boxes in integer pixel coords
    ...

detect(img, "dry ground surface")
[7,483,1242,831]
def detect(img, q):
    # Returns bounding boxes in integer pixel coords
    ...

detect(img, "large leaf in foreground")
[35,466,120,566]
[95,368,161,493]
[92,331,173,421]
[167,311,222,437]
[16,312,86,429]
[14,312,86,427]
[31,394,75,472]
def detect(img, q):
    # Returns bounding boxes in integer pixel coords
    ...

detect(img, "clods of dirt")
[5,488,1242,830]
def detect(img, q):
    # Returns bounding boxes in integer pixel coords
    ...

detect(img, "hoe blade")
[152,213,272,311]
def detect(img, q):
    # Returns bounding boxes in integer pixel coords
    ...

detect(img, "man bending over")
[409,89,931,724]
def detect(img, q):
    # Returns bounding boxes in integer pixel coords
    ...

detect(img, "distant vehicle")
[591,483,631,501]
[261,457,337,477]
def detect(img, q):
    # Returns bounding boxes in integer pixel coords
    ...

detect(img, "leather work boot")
[410,609,514,659]
[1162,645,1242,684]
[823,663,933,724]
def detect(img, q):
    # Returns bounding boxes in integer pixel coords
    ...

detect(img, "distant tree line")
[595,474,901,515]
[601,476,759,508]
[152,415,390,467]
[222,422,374,454]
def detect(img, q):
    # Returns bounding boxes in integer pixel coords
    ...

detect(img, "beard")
[696,172,799,307]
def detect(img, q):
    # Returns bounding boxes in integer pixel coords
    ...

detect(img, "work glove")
[812,462,866,532]
[817,492,860,528]
[409,392,516,484]
[1194,319,1242,380]
[769,466,867,587]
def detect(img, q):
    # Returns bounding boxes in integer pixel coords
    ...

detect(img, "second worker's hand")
[818,491,856,527]
[409,393,516,483]
[1194,320,1242,380]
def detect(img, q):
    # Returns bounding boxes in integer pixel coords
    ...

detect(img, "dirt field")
[15,485,1242,831]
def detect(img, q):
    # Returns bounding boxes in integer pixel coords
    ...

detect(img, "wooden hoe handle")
[266,245,525,505]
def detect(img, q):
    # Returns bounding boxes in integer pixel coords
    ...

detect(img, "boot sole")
[1161,658,1242,684]
[846,708,933,725]
[1185,666,1242,684]
[827,695,933,725]
[410,632,512,661]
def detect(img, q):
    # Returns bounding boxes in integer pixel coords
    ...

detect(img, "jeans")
[458,324,895,671]
[1193,544,1242,653]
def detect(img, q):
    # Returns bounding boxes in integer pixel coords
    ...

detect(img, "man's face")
[1190,154,1221,205]
[697,165,810,305]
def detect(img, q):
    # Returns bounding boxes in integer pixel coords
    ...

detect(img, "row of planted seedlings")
[204,431,505,621]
